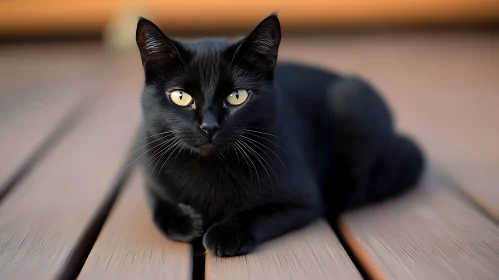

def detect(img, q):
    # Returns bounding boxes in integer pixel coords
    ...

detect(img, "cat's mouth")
[199,142,216,149]
[195,142,219,155]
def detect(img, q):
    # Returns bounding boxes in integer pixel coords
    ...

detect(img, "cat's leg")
[144,184,204,242]
[203,203,320,257]
[328,77,425,209]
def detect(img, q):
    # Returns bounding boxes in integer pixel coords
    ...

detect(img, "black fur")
[135,14,425,257]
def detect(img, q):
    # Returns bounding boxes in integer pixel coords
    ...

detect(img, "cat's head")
[136,14,281,156]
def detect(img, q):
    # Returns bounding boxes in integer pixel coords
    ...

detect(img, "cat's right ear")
[136,17,183,70]
[230,14,281,72]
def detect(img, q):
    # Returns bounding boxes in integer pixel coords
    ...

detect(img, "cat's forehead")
[182,38,234,53]
[182,38,234,74]
[180,38,236,101]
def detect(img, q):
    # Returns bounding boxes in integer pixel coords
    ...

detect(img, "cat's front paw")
[203,222,255,257]
[154,203,203,242]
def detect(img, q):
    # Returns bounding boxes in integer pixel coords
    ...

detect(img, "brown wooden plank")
[339,169,499,279]
[0,59,143,279]
[206,219,362,280]
[78,169,192,280]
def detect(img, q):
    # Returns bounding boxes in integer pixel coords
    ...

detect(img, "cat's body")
[136,15,425,257]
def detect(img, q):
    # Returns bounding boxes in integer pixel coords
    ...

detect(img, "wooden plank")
[0,90,84,193]
[445,164,499,221]
[0,60,143,279]
[0,43,108,196]
[339,169,499,280]
[78,169,192,280]
[206,219,362,280]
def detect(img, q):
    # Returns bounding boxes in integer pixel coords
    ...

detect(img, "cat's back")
[274,62,341,102]
[274,61,342,124]
[273,61,342,136]
[273,62,342,185]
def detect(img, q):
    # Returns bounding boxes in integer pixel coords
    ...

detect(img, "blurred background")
[1,0,499,41]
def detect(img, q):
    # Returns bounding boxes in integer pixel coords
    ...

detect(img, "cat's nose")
[200,112,220,138]
[199,122,220,138]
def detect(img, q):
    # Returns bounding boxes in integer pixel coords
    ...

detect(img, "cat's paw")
[203,222,255,257]
[154,203,203,242]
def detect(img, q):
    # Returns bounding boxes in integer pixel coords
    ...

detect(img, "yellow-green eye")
[170,90,193,107]
[226,89,249,106]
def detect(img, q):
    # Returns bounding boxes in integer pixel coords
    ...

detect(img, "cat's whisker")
[117,136,177,178]
[155,142,177,179]
[145,138,176,165]
[219,152,227,160]
[150,139,179,175]
[149,148,169,175]
[235,140,259,191]
[150,146,170,175]
[175,143,185,160]
[137,137,175,164]
[156,140,183,179]
[240,135,288,174]
[238,130,288,154]
[239,140,268,191]
[240,128,281,139]
[152,139,180,177]
[133,130,174,147]
[233,143,251,182]
[131,133,174,155]
[241,137,280,186]
[235,141,255,187]
[232,144,241,164]
[239,140,275,193]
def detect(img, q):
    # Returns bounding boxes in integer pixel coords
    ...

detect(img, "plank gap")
[331,221,371,280]
[55,136,139,280]
[192,240,206,280]
[0,95,95,204]
[338,168,499,279]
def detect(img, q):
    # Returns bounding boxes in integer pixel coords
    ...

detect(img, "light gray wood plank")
[340,170,499,279]
[206,219,362,280]
[0,56,143,279]
[79,169,192,280]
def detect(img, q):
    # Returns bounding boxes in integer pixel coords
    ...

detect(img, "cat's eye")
[169,90,193,107]
[226,89,249,106]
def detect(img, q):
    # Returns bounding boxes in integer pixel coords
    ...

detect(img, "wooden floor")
[0,33,498,279]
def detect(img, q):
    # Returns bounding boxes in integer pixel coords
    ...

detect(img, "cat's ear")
[136,17,183,69]
[233,13,281,70]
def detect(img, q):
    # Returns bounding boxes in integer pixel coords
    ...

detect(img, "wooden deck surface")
[0,33,498,279]
[78,169,193,280]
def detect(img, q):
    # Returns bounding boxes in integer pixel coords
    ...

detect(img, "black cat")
[135,13,425,257]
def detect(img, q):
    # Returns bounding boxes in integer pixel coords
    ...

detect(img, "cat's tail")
[367,134,426,203]
[344,133,426,210]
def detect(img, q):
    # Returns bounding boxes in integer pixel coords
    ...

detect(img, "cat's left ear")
[136,17,184,70]
[232,13,281,71]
